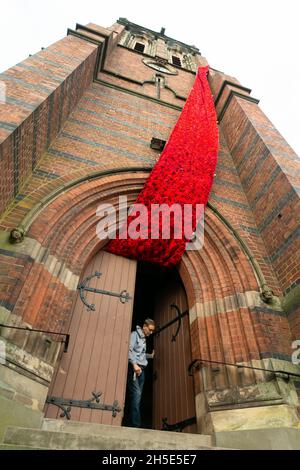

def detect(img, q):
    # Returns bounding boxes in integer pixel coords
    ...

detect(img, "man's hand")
[149,350,155,359]
[133,364,142,376]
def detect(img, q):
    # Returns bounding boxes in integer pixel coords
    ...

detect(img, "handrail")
[162,416,196,432]
[188,358,300,381]
[0,323,70,353]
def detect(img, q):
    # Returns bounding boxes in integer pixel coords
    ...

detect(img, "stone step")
[0,443,47,450]
[4,424,217,450]
[42,418,212,448]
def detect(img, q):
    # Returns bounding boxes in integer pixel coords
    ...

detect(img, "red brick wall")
[0,35,98,214]
[190,309,292,365]
[212,130,281,296]
[0,81,180,231]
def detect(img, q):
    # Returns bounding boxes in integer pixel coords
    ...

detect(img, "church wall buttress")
[209,70,300,344]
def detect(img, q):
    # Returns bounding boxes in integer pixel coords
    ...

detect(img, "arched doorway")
[7,170,281,436]
[45,253,196,431]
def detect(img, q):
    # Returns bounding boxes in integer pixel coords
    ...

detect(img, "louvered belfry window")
[172,56,181,67]
[134,42,145,53]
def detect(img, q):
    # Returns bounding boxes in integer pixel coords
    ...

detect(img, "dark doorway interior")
[122,261,178,429]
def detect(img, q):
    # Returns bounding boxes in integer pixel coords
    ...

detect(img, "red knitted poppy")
[106,66,219,267]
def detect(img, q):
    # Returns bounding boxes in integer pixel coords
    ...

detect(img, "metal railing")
[0,323,70,352]
[162,416,196,432]
[188,358,300,381]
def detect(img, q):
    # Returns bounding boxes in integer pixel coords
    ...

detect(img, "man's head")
[142,318,155,337]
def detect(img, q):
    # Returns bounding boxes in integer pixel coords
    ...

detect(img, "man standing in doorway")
[127,318,155,428]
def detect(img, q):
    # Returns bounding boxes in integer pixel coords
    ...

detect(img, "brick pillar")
[209,69,300,349]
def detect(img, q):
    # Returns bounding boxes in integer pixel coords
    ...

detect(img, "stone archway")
[0,170,148,423]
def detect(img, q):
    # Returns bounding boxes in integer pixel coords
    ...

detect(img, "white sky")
[0,0,299,157]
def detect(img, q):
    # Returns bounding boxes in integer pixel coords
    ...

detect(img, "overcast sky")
[1,0,299,157]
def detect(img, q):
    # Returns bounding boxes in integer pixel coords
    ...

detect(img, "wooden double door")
[45,250,196,431]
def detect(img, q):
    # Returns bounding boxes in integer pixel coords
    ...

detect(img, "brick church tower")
[0,19,299,450]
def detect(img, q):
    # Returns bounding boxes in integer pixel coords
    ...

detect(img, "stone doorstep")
[42,418,212,447]
[0,443,48,450]
[3,426,222,450]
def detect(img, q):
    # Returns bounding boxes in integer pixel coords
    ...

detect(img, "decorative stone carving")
[142,58,177,75]
[206,382,283,410]
[260,284,274,303]
[9,227,25,244]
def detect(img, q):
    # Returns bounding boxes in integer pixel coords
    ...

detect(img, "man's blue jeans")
[127,364,145,427]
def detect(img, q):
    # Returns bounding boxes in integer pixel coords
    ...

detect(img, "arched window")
[167,41,196,71]
[119,29,155,56]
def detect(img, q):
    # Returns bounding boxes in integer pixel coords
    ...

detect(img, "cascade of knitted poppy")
[106,66,219,267]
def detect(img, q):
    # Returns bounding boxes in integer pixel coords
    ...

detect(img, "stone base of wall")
[204,399,300,449]
[0,364,46,440]
[208,403,299,433]
[214,426,300,450]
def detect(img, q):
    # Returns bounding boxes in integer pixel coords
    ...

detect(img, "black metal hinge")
[155,304,187,342]
[77,271,132,311]
[46,391,121,419]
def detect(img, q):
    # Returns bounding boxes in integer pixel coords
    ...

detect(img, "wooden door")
[153,276,196,433]
[45,251,137,425]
